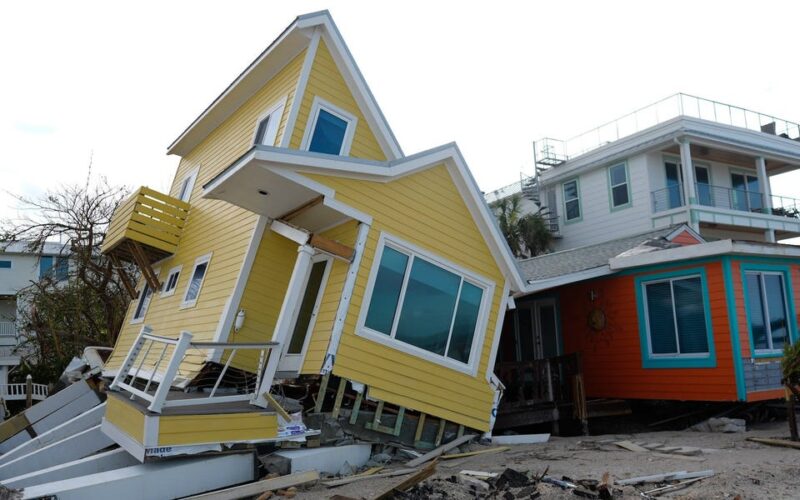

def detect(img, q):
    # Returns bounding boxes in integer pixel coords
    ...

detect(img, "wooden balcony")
[101,187,190,292]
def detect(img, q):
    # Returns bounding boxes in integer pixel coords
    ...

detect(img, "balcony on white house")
[0,321,17,346]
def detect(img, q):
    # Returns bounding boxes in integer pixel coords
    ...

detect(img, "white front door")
[277,255,332,374]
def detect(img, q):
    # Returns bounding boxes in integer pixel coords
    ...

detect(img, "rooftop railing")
[651,182,800,218]
[536,94,800,167]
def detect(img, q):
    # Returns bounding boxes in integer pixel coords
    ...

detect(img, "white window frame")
[251,96,287,147]
[745,270,791,354]
[356,232,495,376]
[176,167,199,203]
[641,274,709,358]
[608,162,631,209]
[160,264,183,298]
[180,253,212,309]
[300,96,358,156]
[562,178,581,222]
[131,269,159,325]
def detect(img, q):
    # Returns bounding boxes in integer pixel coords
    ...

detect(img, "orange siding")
[670,230,702,246]
[560,261,738,401]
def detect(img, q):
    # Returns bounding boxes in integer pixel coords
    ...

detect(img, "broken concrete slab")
[20,452,255,500]
[275,444,371,474]
[3,448,137,490]
[0,425,113,480]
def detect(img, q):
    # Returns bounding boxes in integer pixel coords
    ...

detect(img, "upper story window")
[562,179,581,222]
[177,168,198,203]
[0,260,10,269]
[640,273,711,360]
[160,265,182,298]
[359,234,492,372]
[181,253,211,309]
[39,256,53,278]
[132,268,159,324]
[253,98,286,147]
[302,97,357,156]
[744,270,791,354]
[608,163,631,209]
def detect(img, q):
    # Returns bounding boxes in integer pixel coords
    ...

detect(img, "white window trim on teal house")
[356,232,495,376]
[132,268,159,325]
[741,265,796,357]
[252,96,287,147]
[562,178,582,223]
[160,264,183,298]
[300,96,358,156]
[607,162,631,211]
[180,253,212,309]
[635,268,716,369]
[177,167,199,203]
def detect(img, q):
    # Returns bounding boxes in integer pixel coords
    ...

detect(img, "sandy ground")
[293,421,800,499]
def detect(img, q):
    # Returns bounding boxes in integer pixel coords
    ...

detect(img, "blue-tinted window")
[563,180,581,221]
[644,276,708,356]
[363,243,486,366]
[55,258,68,281]
[39,256,54,279]
[745,271,789,351]
[308,109,348,155]
[0,261,10,269]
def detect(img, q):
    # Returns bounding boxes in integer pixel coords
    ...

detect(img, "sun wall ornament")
[587,307,607,331]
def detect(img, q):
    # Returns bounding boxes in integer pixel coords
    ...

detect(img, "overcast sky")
[2,1,800,222]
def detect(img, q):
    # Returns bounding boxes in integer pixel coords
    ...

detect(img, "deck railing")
[108,327,279,413]
[0,322,16,337]
[495,352,582,407]
[0,383,48,401]
[536,93,800,166]
[652,182,800,218]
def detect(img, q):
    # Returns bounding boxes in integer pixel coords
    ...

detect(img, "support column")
[254,244,315,406]
[755,156,776,242]
[678,138,699,231]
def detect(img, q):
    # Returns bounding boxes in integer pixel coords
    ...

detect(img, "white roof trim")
[610,239,800,270]
[522,265,614,296]
[167,10,402,160]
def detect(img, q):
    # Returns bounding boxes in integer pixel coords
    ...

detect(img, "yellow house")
[99,10,525,460]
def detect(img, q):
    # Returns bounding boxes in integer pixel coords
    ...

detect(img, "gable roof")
[203,143,527,292]
[167,10,403,160]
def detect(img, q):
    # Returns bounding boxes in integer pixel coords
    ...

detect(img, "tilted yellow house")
[99,10,525,460]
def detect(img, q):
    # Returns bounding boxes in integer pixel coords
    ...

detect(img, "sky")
[2,1,800,223]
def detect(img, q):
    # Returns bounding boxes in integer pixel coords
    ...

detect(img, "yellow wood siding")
[305,165,505,431]
[105,394,144,443]
[301,220,359,373]
[106,50,307,375]
[290,41,386,161]
[157,412,277,446]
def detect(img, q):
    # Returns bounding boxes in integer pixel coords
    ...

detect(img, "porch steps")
[20,451,255,500]
[3,448,138,490]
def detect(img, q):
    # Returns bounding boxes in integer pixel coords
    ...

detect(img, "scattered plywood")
[372,461,437,500]
[184,470,320,500]
[614,440,649,452]
[747,437,800,450]
[441,446,510,460]
[405,434,476,467]
[617,469,714,486]
[322,468,419,487]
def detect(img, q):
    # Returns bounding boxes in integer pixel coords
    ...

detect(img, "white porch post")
[253,244,315,407]
[678,138,699,231]
[755,156,776,242]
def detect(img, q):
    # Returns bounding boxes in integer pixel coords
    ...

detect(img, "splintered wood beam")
[309,234,355,261]
[109,253,137,299]
[277,195,324,221]
[128,241,161,291]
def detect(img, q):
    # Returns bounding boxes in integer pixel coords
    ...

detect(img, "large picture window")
[361,235,492,370]
[744,270,791,353]
[636,269,715,368]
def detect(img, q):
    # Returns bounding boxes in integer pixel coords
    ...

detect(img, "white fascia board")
[522,265,615,296]
[609,240,734,270]
[730,240,800,258]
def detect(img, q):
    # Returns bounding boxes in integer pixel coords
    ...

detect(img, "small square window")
[302,97,357,156]
[181,254,211,309]
[0,261,10,269]
[160,265,182,298]
[253,98,286,147]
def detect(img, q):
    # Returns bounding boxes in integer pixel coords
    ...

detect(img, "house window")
[132,282,155,324]
[361,235,491,369]
[641,274,710,357]
[302,98,357,156]
[744,271,791,353]
[608,163,630,209]
[160,265,182,298]
[253,98,286,147]
[563,179,581,222]
[0,261,10,269]
[177,169,198,203]
[54,258,68,281]
[39,256,54,279]
[181,254,211,308]
[731,172,762,212]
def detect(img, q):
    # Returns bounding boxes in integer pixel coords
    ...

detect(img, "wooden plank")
[183,470,319,500]
[617,470,714,486]
[278,195,324,221]
[614,440,649,452]
[322,468,419,487]
[405,434,476,467]
[349,390,363,425]
[331,378,347,419]
[129,241,161,291]
[309,233,355,261]
[314,373,330,413]
[414,413,426,443]
[372,461,437,500]
[440,446,509,460]
[747,437,800,450]
[652,452,706,462]
[263,393,292,422]
[434,419,446,447]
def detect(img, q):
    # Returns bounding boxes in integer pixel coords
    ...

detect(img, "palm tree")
[491,194,552,258]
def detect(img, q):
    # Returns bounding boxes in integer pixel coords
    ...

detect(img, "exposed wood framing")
[314,372,331,413]
[128,241,161,291]
[309,233,355,261]
[277,195,324,221]
[349,391,363,425]
[263,393,292,423]
[109,254,137,299]
[332,378,347,418]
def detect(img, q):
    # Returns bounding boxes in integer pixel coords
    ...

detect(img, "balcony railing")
[536,94,800,167]
[651,182,800,218]
[0,322,16,337]
[108,326,279,414]
[0,383,48,401]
